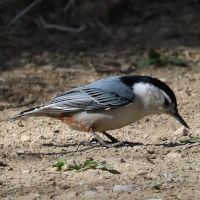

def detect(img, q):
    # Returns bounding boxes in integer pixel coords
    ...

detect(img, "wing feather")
[49,87,134,112]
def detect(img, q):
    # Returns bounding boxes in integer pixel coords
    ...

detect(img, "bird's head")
[132,76,189,129]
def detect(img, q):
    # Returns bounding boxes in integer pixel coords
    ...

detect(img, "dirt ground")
[1,2,200,200]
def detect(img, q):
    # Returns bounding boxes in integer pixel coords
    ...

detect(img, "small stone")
[32,85,42,92]
[175,126,189,136]
[17,150,24,154]
[0,77,6,82]
[165,178,172,182]
[166,152,181,158]
[67,192,77,198]
[61,165,68,171]
[22,169,30,173]
[21,135,30,142]
[84,191,96,196]
[121,64,130,72]
[113,184,134,192]
[25,63,35,69]
[146,173,157,180]
[133,146,142,152]
[49,167,58,172]
[41,65,54,70]
[137,170,148,175]
[91,172,99,177]
[33,194,42,200]
[96,186,104,191]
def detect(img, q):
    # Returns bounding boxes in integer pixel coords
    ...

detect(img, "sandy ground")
[1,2,200,198]
[0,49,200,200]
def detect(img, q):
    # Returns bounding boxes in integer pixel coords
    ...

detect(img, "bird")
[9,75,189,148]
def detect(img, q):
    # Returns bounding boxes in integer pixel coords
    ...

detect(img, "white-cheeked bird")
[9,75,189,147]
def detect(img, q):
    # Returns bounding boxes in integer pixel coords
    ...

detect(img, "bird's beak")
[173,112,189,129]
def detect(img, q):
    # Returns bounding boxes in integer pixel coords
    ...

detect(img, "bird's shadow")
[42,141,186,148]
[42,142,78,148]
[153,142,186,148]
[42,141,143,148]
[17,140,190,156]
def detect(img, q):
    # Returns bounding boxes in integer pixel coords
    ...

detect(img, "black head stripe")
[120,76,177,106]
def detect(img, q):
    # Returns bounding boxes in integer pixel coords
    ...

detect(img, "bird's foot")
[76,138,101,150]
[77,137,129,149]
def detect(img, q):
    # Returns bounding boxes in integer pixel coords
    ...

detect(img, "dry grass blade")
[38,16,86,33]
[9,0,42,26]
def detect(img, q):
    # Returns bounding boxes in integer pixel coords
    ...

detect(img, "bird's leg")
[89,129,128,148]
[89,131,119,144]
[101,131,119,143]
[77,130,127,149]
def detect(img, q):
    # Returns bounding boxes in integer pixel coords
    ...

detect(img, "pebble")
[49,167,58,172]
[84,191,96,196]
[33,194,42,200]
[121,64,130,72]
[146,173,157,180]
[137,170,148,175]
[22,169,30,173]
[67,192,77,198]
[21,135,31,142]
[133,146,143,152]
[17,150,25,154]
[41,65,54,70]
[96,186,104,191]
[0,76,6,82]
[113,184,134,192]
[166,152,181,158]
[61,165,68,171]
[175,126,189,136]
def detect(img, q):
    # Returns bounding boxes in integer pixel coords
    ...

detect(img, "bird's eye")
[164,98,170,107]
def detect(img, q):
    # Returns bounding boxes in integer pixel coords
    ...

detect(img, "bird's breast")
[61,102,149,132]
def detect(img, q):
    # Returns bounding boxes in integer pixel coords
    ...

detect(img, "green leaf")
[180,137,200,144]
[52,157,114,172]
[100,163,113,169]
[135,58,150,69]
[83,159,98,168]
[73,160,81,166]
[57,157,67,165]
[169,57,188,67]
[53,162,65,171]
[148,50,161,62]
[148,50,168,67]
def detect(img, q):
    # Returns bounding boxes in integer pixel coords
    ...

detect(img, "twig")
[17,144,100,156]
[39,16,86,33]
[95,17,113,38]
[64,0,76,13]
[182,143,200,150]
[146,155,155,165]
[88,62,96,72]
[9,0,42,26]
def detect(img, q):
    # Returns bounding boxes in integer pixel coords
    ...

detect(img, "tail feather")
[8,113,26,121]
[8,106,45,121]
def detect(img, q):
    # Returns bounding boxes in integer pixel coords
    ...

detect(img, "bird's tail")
[8,106,46,121]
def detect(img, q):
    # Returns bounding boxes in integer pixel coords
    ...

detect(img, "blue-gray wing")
[49,87,134,112]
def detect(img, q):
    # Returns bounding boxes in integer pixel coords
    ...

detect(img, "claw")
[76,141,91,150]
[77,130,130,149]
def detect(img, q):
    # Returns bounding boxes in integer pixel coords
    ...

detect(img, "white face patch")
[133,82,167,112]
